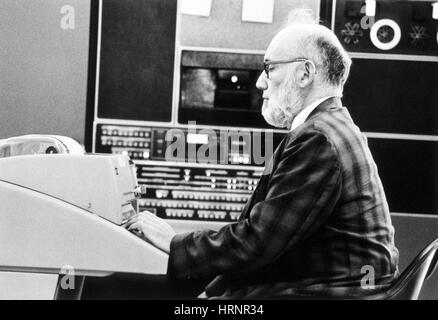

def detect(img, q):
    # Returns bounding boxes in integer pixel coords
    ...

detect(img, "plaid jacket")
[167,97,399,299]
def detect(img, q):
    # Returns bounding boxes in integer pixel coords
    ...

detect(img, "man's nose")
[256,71,268,91]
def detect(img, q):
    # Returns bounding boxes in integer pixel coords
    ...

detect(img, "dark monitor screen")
[181,68,258,110]
[180,67,262,109]
[178,51,274,128]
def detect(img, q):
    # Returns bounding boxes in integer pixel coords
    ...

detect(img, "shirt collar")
[290,96,338,132]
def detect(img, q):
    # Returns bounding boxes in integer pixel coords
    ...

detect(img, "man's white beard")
[261,99,288,128]
[262,77,305,129]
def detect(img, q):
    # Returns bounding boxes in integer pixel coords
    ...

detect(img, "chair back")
[371,238,438,300]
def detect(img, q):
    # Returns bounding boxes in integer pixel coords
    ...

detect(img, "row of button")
[153,209,241,221]
[129,151,150,159]
[165,209,231,221]
[140,200,245,211]
[165,209,194,218]
[225,178,258,185]
[114,150,150,159]
[102,129,151,138]
[229,211,241,220]
[226,185,255,191]
[102,139,150,148]
[198,210,227,220]
[230,156,250,164]
[171,191,249,202]
[155,190,170,198]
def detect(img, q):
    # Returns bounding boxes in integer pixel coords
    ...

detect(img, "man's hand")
[124,211,176,254]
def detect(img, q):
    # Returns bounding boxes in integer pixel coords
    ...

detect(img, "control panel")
[95,124,279,165]
[136,165,261,222]
[94,123,284,223]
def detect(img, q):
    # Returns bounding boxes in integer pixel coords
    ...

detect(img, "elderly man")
[125,19,399,299]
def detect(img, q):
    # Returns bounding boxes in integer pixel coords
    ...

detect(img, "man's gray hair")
[286,9,352,87]
[314,34,352,86]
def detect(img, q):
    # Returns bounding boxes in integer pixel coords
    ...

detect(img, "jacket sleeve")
[167,128,342,280]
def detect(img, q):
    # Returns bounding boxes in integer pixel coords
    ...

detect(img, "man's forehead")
[264,27,301,61]
[264,46,289,61]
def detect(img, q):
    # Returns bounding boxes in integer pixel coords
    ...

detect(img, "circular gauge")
[370,19,401,50]
[45,146,59,154]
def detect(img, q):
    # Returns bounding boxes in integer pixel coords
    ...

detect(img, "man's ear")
[297,60,316,88]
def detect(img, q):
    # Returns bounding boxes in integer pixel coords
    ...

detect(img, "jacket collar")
[306,96,343,122]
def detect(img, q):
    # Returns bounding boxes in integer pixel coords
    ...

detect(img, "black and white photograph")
[0,0,437,305]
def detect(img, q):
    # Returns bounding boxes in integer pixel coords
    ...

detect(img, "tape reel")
[370,19,402,50]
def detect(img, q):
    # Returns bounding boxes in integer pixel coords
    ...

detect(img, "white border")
[364,132,438,142]
[349,51,438,62]
[91,0,103,153]
[171,0,182,125]
[331,0,337,31]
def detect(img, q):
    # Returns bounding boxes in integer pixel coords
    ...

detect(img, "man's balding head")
[256,9,352,129]
[267,23,352,87]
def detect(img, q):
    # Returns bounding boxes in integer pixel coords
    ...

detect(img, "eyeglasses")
[263,58,311,79]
